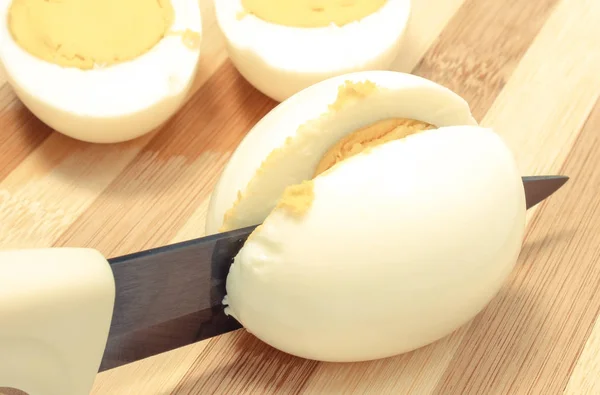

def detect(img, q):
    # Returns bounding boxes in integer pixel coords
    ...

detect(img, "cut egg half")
[215,0,411,102]
[206,70,527,362]
[0,0,202,143]
[206,70,478,234]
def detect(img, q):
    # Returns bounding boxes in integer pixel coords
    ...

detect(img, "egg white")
[205,70,477,235]
[0,0,202,143]
[215,0,411,102]
[225,125,526,362]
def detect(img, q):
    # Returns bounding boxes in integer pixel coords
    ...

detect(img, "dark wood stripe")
[413,0,560,121]
[0,85,52,182]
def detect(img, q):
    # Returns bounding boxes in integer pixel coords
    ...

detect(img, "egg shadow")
[166,279,544,395]
[221,59,279,120]
[167,329,320,394]
[518,226,576,265]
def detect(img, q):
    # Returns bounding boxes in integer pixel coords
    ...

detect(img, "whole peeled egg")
[206,70,527,362]
[215,0,410,102]
[0,0,202,143]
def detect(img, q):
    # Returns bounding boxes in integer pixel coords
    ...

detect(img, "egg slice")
[0,0,202,143]
[215,0,411,102]
[207,70,526,362]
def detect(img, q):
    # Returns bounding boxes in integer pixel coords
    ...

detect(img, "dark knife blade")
[99,224,256,371]
[523,175,569,209]
[99,175,568,371]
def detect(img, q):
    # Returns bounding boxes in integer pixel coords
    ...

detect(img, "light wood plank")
[483,0,600,177]
[52,63,275,257]
[91,341,208,395]
[0,136,147,249]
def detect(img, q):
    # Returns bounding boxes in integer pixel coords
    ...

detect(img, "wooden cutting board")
[2,0,600,393]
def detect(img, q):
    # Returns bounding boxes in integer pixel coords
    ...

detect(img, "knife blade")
[98,175,568,371]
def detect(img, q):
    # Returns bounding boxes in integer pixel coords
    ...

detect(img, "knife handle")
[0,248,115,395]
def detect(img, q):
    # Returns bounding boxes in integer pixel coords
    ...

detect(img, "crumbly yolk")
[314,118,435,176]
[274,118,434,215]
[276,180,315,216]
[329,80,379,111]
[8,0,175,69]
[240,0,388,27]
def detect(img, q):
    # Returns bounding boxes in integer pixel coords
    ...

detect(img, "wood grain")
[436,97,600,394]
[1,0,600,393]
[53,64,275,257]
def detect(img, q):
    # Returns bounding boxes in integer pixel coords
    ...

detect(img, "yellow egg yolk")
[8,0,175,69]
[276,180,315,216]
[274,118,434,216]
[314,118,435,177]
[240,0,388,28]
[329,80,379,111]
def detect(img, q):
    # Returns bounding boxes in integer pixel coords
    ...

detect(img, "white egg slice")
[206,70,477,235]
[215,0,411,102]
[206,70,526,362]
[0,0,202,143]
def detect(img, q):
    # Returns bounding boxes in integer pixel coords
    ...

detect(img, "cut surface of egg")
[206,70,526,362]
[206,71,478,234]
[215,0,411,102]
[0,0,202,143]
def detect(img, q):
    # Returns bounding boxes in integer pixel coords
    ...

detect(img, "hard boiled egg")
[0,0,202,143]
[215,0,411,102]
[206,70,526,362]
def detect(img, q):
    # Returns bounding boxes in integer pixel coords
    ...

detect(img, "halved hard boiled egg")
[206,70,527,362]
[215,0,410,102]
[0,0,202,143]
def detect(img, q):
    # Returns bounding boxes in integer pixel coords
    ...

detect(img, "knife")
[0,175,568,394]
